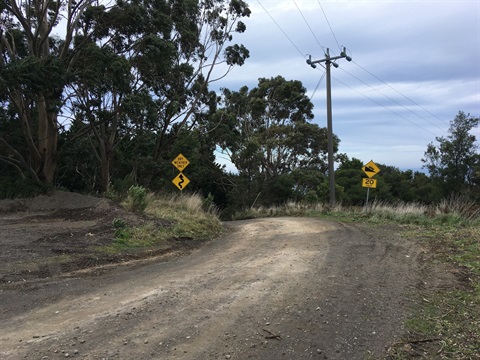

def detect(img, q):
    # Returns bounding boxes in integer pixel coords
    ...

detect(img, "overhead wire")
[310,70,326,100]
[256,0,448,137]
[314,0,449,131]
[313,0,448,135]
[331,75,439,137]
[352,60,451,126]
[338,66,448,134]
[291,0,328,99]
[256,0,306,58]
[257,0,326,99]
[293,0,324,50]
[317,0,341,52]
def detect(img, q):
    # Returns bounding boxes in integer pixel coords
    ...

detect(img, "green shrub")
[202,192,216,213]
[112,218,127,229]
[114,227,132,243]
[125,185,148,213]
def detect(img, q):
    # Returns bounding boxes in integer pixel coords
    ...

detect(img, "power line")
[256,0,306,58]
[313,0,447,133]
[338,66,448,134]
[309,0,448,133]
[352,60,451,127]
[310,69,326,100]
[256,0,447,137]
[317,0,341,52]
[331,74,439,137]
[293,0,324,49]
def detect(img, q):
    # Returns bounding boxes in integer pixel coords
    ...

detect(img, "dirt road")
[0,216,425,359]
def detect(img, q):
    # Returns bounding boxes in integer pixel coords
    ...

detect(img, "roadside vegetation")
[392,225,479,359]
[231,196,479,359]
[99,189,222,255]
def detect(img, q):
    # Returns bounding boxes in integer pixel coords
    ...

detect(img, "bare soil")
[0,192,463,359]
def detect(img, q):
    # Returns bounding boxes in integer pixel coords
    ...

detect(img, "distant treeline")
[1,1,478,213]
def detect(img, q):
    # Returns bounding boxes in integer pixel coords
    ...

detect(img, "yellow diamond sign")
[172,153,190,172]
[172,172,190,191]
[362,160,380,178]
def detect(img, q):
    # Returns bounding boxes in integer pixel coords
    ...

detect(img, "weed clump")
[124,185,148,213]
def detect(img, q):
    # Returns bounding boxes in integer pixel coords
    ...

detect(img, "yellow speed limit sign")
[362,178,377,188]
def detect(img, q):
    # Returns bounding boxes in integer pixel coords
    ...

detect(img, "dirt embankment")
[0,191,193,285]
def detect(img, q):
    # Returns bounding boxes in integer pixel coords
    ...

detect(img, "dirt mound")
[0,191,170,285]
[0,191,106,213]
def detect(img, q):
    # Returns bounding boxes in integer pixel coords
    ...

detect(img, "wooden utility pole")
[307,47,352,206]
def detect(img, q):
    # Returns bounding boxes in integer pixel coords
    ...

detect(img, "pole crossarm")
[306,47,352,68]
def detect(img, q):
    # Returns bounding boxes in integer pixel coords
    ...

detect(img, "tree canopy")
[422,111,479,197]
[210,76,338,207]
[1,0,250,192]
[1,2,478,212]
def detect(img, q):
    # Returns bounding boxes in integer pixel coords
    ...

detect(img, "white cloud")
[215,0,480,171]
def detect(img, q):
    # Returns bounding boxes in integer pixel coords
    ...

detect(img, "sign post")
[361,160,380,207]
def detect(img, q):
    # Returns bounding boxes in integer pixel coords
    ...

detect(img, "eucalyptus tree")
[422,111,479,196]
[65,41,132,192]
[1,0,95,184]
[139,0,251,163]
[213,76,339,206]
[64,0,250,191]
[1,0,250,192]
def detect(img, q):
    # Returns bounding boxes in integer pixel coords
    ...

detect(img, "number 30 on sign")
[362,178,377,188]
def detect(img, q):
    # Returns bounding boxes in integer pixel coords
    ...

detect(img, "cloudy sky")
[214,0,480,172]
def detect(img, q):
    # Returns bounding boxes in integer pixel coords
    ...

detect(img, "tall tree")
[213,76,338,206]
[64,0,250,192]
[1,0,250,192]
[1,0,94,184]
[67,40,131,192]
[422,111,479,196]
[144,0,250,163]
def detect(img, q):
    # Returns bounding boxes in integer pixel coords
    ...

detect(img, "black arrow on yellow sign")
[172,172,190,191]
[178,174,185,189]
[362,160,380,178]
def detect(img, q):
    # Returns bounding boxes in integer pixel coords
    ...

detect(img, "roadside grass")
[231,197,479,359]
[230,201,332,220]
[146,193,222,239]
[363,198,479,358]
[98,192,222,254]
[387,225,480,359]
[231,195,479,227]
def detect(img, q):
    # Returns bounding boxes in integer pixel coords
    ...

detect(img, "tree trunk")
[2,0,91,185]
[37,95,58,184]
[100,149,111,193]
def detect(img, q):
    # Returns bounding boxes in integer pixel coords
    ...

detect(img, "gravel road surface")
[0,217,423,359]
